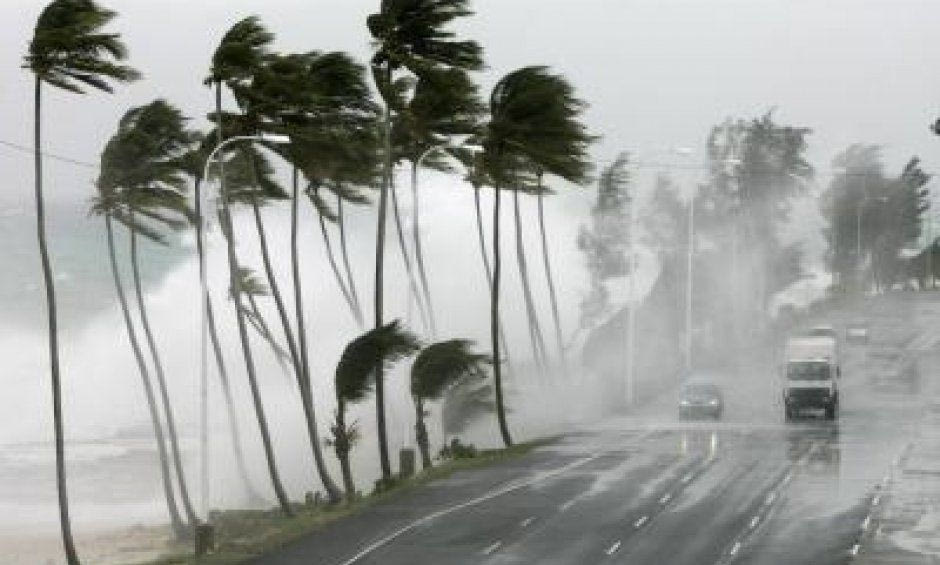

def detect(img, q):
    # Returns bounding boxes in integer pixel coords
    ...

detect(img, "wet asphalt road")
[254,295,935,565]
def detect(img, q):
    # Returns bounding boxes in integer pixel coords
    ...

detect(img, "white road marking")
[749,515,760,530]
[482,541,502,555]
[681,472,694,484]
[849,543,860,556]
[872,495,881,506]
[605,540,622,555]
[520,516,535,528]
[335,454,599,565]
[559,499,576,512]
[659,492,672,504]
[730,541,742,556]
[634,515,648,528]
[861,515,871,531]
[765,492,777,505]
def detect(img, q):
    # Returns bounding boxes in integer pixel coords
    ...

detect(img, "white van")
[783,336,840,420]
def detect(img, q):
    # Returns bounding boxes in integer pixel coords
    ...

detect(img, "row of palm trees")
[24,1,593,563]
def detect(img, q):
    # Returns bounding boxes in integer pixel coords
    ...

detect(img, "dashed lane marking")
[520,516,535,528]
[634,515,649,528]
[605,541,622,555]
[481,541,502,555]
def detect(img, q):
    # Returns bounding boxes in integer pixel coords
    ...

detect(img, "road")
[254,293,937,565]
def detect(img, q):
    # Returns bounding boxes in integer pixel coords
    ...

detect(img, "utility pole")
[625,203,637,405]
[685,196,694,372]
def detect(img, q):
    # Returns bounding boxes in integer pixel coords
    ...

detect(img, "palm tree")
[207,17,293,514]
[104,101,201,530]
[329,321,420,497]
[480,66,594,446]
[246,49,382,503]
[410,340,489,468]
[24,2,139,560]
[179,141,265,505]
[396,68,485,337]
[367,0,483,480]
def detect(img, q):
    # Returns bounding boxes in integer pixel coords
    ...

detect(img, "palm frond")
[207,15,274,88]
[335,320,421,404]
[411,339,490,400]
[26,0,140,93]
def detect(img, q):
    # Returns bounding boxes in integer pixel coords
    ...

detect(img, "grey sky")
[3,0,940,200]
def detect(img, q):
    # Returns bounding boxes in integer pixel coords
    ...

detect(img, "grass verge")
[145,438,552,565]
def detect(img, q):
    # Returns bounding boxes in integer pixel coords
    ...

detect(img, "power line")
[0,139,97,169]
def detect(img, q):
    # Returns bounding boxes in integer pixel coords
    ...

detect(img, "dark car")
[679,381,723,420]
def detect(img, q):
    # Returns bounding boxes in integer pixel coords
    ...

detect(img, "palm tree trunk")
[129,222,198,528]
[390,178,431,333]
[374,97,392,480]
[315,189,362,326]
[512,191,550,370]
[492,186,513,447]
[194,178,263,505]
[34,79,80,565]
[291,168,343,504]
[217,81,293,515]
[414,397,432,469]
[337,197,363,327]
[536,189,567,373]
[473,186,512,366]
[106,216,187,537]
[411,162,437,336]
[250,200,335,502]
[205,298,265,504]
[334,401,356,498]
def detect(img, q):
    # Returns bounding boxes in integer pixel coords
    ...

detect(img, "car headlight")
[709,399,719,406]
[680,400,691,406]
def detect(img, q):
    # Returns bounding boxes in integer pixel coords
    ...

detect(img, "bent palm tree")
[411,340,489,468]
[367,0,483,479]
[207,16,293,514]
[329,321,420,497]
[24,2,139,560]
[480,66,594,446]
[512,189,551,371]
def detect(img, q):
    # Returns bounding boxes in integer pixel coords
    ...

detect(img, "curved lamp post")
[197,132,290,520]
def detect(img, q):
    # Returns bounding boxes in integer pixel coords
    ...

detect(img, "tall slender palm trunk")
[410,162,437,336]
[106,216,186,537]
[129,224,198,527]
[195,178,264,504]
[390,179,431,333]
[216,81,293,515]
[250,199,337,501]
[414,397,432,469]
[315,190,362,326]
[374,100,392,479]
[473,186,512,366]
[334,400,356,498]
[337,197,363,327]
[291,169,343,504]
[536,189,566,373]
[34,79,80,565]
[512,191,550,371]
[491,186,513,447]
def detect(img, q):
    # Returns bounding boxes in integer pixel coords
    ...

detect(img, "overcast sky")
[3,0,940,202]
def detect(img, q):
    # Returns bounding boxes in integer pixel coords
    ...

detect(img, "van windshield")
[787,361,831,380]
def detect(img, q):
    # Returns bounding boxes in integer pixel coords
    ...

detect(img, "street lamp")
[197,132,290,520]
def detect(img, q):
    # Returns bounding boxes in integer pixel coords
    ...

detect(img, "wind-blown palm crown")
[367,0,482,98]
[411,339,489,400]
[24,0,140,93]
[335,321,421,403]
[483,66,594,187]
[206,15,274,89]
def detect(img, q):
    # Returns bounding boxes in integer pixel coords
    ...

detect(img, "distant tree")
[578,153,632,330]
[410,340,489,468]
[24,1,139,560]
[329,321,420,497]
